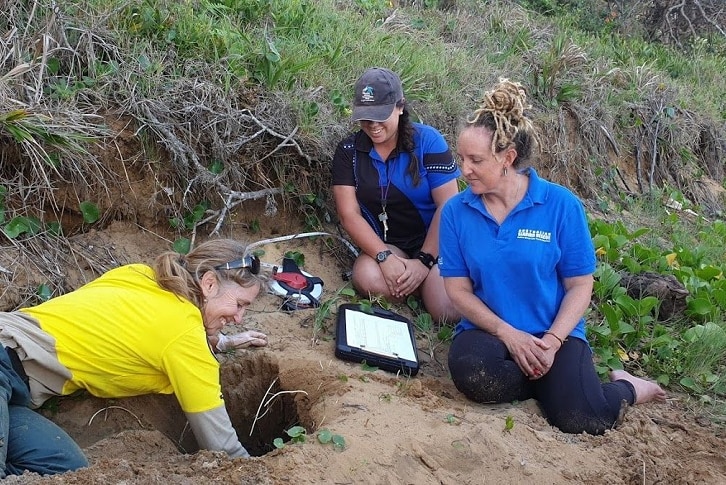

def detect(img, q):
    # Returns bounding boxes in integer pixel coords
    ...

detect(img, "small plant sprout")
[360,360,378,372]
[272,426,308,450]
[504,415,515,432]
[173,237,191,254]
[395,379,412,397]
[358,296,391,313]
[332,434,346,451]
[317,428,332,443]
[208,159,223,174]
[312,285,354,343]
[406,295,420,311]
[286,426,307,443]
[358,299,374,314]
[445,414,461,425]
[79,201,100,224]
[414,312,433,333]
[169,201,210,232]
[4,215,42,238]
[250,219,261,233]
[284,250,305,268]
[317,428,346,451]
[36,283,52,302]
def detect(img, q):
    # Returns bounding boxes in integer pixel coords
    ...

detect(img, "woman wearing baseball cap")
[332,67,461,324]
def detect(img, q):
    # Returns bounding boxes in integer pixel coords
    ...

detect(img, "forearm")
[446,282,512,338]
[548,276,593,341]
[334,185,388,257]
[422,180,459,257]
[419,207,443,257]
[339,212,388,257]
[185,405,250,458]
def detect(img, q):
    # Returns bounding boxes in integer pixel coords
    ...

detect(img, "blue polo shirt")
[439,168,596,341]
[332,123,460,254]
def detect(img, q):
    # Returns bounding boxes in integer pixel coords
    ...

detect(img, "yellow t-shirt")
[20,264,223,414]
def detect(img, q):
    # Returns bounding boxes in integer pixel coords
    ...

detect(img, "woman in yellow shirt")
[0,238,267,477]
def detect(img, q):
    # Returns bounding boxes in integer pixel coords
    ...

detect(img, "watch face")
[376,250,391,262]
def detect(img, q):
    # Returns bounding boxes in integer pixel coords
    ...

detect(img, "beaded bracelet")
[544,330,566,345]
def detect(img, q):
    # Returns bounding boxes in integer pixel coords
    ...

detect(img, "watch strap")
[415,251,436,269]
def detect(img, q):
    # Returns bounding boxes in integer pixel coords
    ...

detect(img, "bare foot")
[609,370,667,404]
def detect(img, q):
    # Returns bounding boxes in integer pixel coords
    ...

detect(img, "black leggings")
[448,329,635,435]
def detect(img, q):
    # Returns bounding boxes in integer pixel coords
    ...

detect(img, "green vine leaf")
[37,284,52,301]
[331,434,345,450]
[79,201,100,224]
[4,216,42,238]
[173,238,191,254]
[317,428,332,444]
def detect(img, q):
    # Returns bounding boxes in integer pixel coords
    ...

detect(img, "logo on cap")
[361,85,375,103]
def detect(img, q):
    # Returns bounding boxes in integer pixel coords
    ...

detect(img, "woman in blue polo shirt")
[439,79,666,434]
[332,67,461,323]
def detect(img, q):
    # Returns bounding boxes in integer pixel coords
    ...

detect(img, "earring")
[503,167,508,176]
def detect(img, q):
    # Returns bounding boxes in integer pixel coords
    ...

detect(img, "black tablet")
[334,303,419,376]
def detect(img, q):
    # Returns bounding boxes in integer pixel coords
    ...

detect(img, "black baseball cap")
[351,67,404,122]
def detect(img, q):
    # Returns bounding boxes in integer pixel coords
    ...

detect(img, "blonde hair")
[153,239,265,308]
[466,78,538,166]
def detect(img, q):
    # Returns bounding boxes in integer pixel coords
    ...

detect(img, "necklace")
[378,162,391,241]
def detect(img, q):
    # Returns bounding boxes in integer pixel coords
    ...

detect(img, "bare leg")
[420,265,460,325]
[609,370,667,404]
[351,255,392,298]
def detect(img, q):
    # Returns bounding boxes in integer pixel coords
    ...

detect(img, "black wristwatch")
[375,250,393,263]
[415,251,436,269]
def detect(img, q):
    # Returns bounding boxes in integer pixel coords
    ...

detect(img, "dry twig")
[88,405,144,427]
[249,377,308,437]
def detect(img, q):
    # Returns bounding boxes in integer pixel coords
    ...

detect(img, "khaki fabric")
[0,312,71,408]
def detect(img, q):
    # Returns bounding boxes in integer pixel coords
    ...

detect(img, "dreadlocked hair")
[397,102,422,186]
[467,78,538,168]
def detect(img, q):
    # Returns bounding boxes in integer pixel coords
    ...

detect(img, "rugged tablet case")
[334,303,419,376]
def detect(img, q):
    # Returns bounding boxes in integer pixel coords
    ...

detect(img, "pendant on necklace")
[378,211,389,241]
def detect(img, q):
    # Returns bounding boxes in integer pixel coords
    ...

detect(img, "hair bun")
[466,78,536,157]
[483,78,530,122]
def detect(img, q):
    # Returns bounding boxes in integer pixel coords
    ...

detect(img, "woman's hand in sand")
[215,330,268,351]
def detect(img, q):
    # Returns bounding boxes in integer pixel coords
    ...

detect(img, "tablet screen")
[343,308,417,362]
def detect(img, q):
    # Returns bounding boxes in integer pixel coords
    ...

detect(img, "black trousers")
[448,329,635,435]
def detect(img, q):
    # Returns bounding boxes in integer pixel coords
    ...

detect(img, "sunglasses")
[214,255,261,275]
